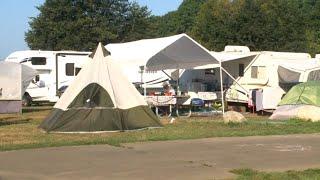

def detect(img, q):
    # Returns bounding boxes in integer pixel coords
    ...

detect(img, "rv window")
[251,66,258,78]
[31,57,46,65]
[35,75,40,82]
[75,68,81,75]
[239,64,244,77]
[308,69,320,81]
[259,67,266,79]
[251,66,266,79]
[66,63,75,76]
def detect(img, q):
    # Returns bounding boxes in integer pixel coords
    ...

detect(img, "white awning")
[105,34,219,71]
[194,52,258,70]
[212,51,259,62]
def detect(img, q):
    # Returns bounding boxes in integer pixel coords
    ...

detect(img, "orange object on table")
[164,92,172,96]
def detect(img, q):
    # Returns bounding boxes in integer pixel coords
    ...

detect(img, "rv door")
[22,57,51,102]
[55,54,89,96]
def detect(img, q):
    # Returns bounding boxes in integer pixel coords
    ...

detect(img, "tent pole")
[219,62,225,114]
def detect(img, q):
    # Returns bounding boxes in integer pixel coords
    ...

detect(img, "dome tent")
[278,81,320,106]
[270,81,320,121]
[39,43,162,132]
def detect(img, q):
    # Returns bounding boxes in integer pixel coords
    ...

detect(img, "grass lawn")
[231,168,320,180]
[1,108,320,151]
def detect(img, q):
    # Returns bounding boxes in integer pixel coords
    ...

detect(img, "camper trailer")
[212,46,315,110]
[278,60,320,90]
[5,50,90,105]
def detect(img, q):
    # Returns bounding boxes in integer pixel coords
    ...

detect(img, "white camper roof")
[261,51,311,60]
[279,60,320,72]
[194,50,312,70]
[105,34,219,71]
[5,50,90,63]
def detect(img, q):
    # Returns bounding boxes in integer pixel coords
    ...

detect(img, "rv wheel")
[22,93,32,107]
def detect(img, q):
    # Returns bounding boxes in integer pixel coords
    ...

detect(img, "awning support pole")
[221,67,249,96]
[219,62,225,114]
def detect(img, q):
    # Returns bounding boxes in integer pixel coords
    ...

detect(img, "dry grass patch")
[0,108,320,151]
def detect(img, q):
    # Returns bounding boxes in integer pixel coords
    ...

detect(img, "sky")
[0,0,183,59]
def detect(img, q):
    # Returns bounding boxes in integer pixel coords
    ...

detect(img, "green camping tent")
[39,43,162,132]
[278,81,320,106]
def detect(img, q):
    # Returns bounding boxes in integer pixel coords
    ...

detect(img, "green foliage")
[26,0,320,54]
[191,0,311,52]
[231,168,320,180]
[153,0,320,54]
[25,0,154,51]
[155,0,206,36]
[191,0,238,51]
[304,0,320,56]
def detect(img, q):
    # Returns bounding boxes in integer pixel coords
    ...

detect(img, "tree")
[120,2,157,42]
[231,0,268,50]
[304,0,320,55]
[259,0,307,52]
[155,0,206,37]
[191,0,310,52]
[27,0,320,54]
[25,0,153,51]
[191,0,238,51]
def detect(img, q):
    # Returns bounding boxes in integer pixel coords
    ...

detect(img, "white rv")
[207,46,319,110]
[278,60,320,89]
[5,50,90,105]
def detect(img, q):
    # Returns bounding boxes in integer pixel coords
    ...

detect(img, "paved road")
[0,134,320,180]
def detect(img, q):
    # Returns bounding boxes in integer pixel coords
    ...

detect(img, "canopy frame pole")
[219,62,225,114]
[177,69,180,95]
[161,70,173,80]
[20,70,23,115]
[144,65,147,97]
[221,67,249,96]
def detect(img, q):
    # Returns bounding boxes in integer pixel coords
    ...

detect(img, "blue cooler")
[190,98,204,107]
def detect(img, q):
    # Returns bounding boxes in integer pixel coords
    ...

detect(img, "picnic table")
[145,95,191,117]
[145,92,221,118]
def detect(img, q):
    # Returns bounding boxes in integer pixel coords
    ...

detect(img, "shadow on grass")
[0,118,31,126]
[22,106,52,113]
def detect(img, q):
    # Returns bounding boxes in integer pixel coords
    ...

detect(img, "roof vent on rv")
[224,46,250,53]
[315,54,320,59]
